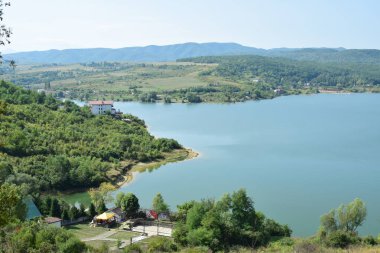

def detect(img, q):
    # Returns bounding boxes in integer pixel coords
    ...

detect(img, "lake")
[69,94,380,236]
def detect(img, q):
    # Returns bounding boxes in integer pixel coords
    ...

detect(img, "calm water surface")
[71,94,380,236]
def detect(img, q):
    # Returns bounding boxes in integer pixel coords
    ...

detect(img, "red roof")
[88,101,113,105]
[44,217,62,224]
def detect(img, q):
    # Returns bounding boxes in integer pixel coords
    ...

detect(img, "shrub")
[179,246,209,253]
[124,243,143,253]
[325,230,358,248]
[147,237,178,253]
[362,235,377,246]
[294,240,320,253]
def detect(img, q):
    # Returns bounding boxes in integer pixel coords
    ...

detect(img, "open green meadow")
[1,61,274,103]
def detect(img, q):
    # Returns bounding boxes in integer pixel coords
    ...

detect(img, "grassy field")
[65,223,141,251]
[108,231,140,241]
[84,240,117,249]
[1,62,256,103]
[64,223,110,239]
[5,62,217,91]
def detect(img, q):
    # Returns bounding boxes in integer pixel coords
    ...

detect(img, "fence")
[62,216,90,226]
[131,220,174,237]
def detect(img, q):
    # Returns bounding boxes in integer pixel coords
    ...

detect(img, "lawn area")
[84,240,117,249]
[65,223,110,239]
[145,75,208,90]
[108,231,140,241]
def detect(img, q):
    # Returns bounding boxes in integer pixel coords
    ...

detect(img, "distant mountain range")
[4,42,380,64]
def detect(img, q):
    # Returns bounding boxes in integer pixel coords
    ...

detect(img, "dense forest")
[0,81,183,193]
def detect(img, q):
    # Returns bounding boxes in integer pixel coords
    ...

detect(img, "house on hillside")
[88,101,116,115]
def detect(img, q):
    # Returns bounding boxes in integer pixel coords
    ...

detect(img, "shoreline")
[79,88,380,105]
[117,148,199,188]
[55,148,199,197]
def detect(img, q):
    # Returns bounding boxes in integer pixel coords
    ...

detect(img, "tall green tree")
[61,209,69,221]
[96,199,107,214]
[79,203,86,217]
[320,198,367,234]
[50,198,61,217]
[152,193,169,213]
[69,206,79,220]
[115,192,140,218]
[88,203,97,218]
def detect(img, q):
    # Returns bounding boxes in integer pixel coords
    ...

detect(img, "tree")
[0,0,12,62]
[0,183,24,226]
[152,193,169,213]
[79,203,86,217]
[320,198,367,235]
[1,222,87,253]
[320,210,337,234]
[50,198,61,217]
[88,182,115,214]
[88,183,115,207]
[115,192,140,218]
[337,198,366,233]
[69,206,79,220]
[61,208,69,221]
[0,161,12,183]
[96,199,107,214]
[172,189,290,250]
[230,189,256,228]
[88,202,97,218]
[0,100,7,115]
[43,196,53,215]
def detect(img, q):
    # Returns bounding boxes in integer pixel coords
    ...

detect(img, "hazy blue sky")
[3,0,380,52]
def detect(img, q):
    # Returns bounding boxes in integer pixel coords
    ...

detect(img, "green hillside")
[0,81,183,192]
[180,55,380,90]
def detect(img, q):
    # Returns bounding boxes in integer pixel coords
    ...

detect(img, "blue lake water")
[73,94,380,236]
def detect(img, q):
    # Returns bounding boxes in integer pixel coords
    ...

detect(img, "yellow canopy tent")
[96,212,115,221]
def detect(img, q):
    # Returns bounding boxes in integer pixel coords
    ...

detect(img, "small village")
[25,193,174,251]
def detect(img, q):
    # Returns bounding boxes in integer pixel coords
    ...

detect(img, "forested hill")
[268,48,380,64]
[3,43,265,64]
[0,81,182,192]
[4,42,380,64]
[179,55,380,89]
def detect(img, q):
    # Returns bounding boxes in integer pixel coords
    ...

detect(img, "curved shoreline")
[53,148,199,198]
[116,148,199,188]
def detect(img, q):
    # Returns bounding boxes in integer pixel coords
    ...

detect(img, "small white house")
[88,101,115,115]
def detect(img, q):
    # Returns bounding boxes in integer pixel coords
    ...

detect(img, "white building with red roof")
[88,101,116,115]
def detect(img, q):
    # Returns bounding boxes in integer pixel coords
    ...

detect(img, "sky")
[2,0,380,53]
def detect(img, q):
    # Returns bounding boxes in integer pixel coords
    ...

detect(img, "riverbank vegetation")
[0,81,185,193]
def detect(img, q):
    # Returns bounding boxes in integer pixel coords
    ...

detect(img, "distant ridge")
[4,42,380,64]
[3,43,265,64]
